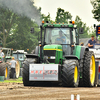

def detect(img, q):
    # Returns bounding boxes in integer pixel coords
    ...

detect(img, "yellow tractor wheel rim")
[90,55,95,84]
[74,66,78,83]
[16,61,20,78]
[5,67,8,78]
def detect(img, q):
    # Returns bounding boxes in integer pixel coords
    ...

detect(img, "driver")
[55,30,67,44]
[55,30,68,55]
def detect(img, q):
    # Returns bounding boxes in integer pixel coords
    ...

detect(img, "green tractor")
[22,21,96,87]
[0,48,21,79]
[0,48,12,80]
[12,50,27,77]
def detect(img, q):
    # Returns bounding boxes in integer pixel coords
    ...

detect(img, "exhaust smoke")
[0,0,41,25]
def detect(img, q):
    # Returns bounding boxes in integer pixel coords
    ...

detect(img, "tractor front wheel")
[0,63,10,79]
[22,58,37,86]
[61,60,79,87]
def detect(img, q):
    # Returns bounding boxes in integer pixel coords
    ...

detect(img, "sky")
[34,0,99,27]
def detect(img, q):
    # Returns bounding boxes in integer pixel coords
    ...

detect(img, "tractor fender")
[64,55,78,60]
[26,54,39,59]
[26,54,40,63]
[80,47,89,59]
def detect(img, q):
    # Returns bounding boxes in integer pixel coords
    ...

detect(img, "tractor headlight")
[50,56,55,59]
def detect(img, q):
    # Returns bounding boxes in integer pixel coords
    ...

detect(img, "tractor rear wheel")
[0,63,10,79]
[0,63,6,76]
[22,58,37,86]
[83,51,96,87]
[61,60,79,87]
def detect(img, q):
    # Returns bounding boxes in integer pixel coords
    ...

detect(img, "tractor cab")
[43,24,79,56]
[30,21,84,64]
[13,50,25,61]
[39,22,83,64]
[13,50,27,68]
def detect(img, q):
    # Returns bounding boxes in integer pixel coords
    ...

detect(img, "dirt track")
[0,83,100,100]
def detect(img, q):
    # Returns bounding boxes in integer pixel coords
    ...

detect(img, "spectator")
[7,57,17,78]
[88,35,96,48]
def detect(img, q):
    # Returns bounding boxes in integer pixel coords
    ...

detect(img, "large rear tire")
[22,58,37,86]
[0,63,6,76]
[0,63,10,79]
[83,51,96,87]
[61,60,79,87]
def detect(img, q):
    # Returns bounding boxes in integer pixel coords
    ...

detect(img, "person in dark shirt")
[88,35,96,48]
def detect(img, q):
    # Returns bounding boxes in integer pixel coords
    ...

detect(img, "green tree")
[55,8,72,23]
[40,9,54,23]
[75,16,83,28]
[91,0,100,40]
[0,0,40,52]
[91,0,100,21]
[75,16,90,38]
[6,16,40,53]
[0,7,17,47]
[41,13,51,22]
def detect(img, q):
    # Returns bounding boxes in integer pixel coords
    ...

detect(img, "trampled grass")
[0,77,23,83]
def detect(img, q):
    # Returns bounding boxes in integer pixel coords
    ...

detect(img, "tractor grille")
[44,50,56,63]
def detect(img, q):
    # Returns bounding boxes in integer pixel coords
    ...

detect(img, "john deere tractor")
[22,21,97,87]
[0,48,12,80]
[0,48,20,79]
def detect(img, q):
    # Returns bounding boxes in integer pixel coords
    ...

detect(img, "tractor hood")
[43,45,62,51]
[43,45,63,64]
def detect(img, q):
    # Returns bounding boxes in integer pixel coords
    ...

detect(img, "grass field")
[0,77,23,83]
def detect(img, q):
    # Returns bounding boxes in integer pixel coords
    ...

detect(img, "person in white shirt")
[0,49,5,61]
[7,57,17,78]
